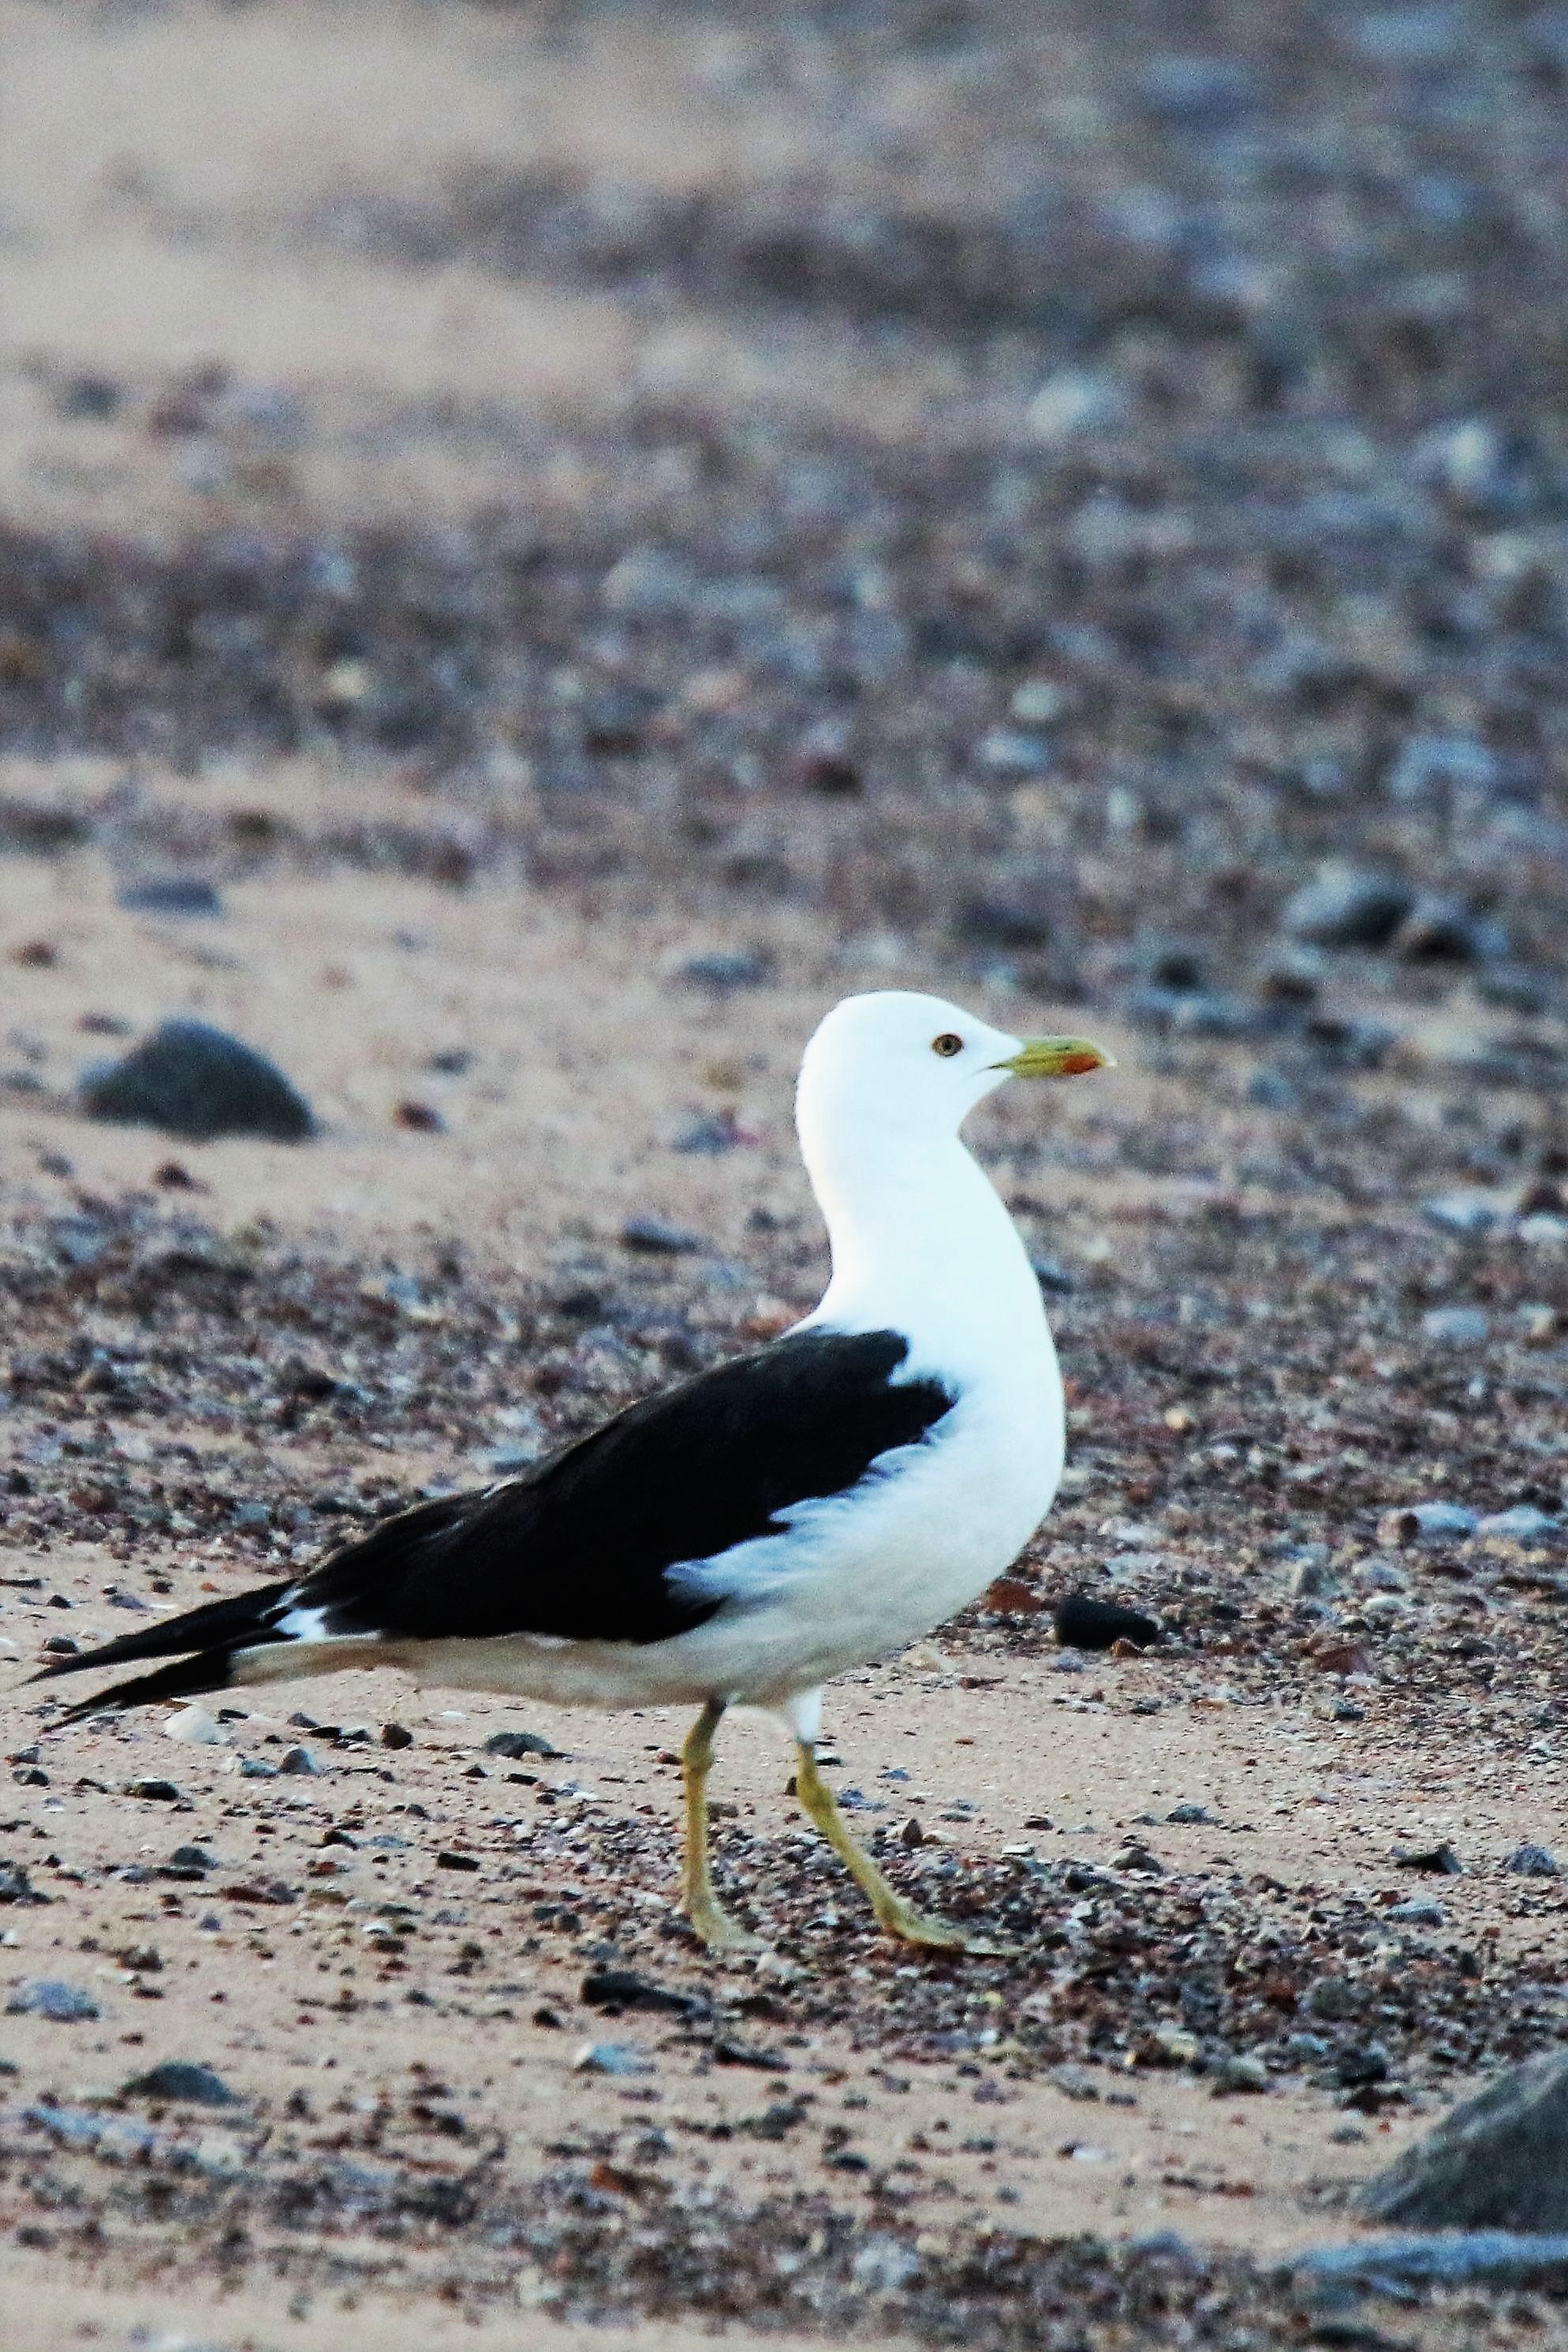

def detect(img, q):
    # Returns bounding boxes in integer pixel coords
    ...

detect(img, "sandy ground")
[0,852,1565,2349]
[3,2,1568,2347]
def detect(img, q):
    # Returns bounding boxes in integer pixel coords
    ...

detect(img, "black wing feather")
[305,1327,954,1642]
[34,1327,954,1712]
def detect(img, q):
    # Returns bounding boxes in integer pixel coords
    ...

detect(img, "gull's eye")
[931,1032,964,1058]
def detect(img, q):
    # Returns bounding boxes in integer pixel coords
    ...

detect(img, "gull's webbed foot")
[792,1742,1009,1956]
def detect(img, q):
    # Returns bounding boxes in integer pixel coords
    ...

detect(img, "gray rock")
[117,877,225,918]
[1357,2049,1568,2231]
[1408,1501,1480,1542]
[1248,1069,1301,1112]
[600,547,694,618]
[1025,368,1127,442]
[1212,2052,1270,2093]
[1422,1191,1500,1235]
[1387,734,1501,805]
[1281,862,1413,948]
[571,2039,653,2076]
[677,950,771,991]
[1477,1504,1559,1541]
[1421,1305,1489,1346]
[977,727,1053,775]
[6,1977,99,2021]
[1305,1975,1365,2022]
[1297,2233,1568,2289]
[482,1730,558,1760]
[1387,1895,1446,1925]
[123,2059,241,2106]
[81,1019,313,1143]
[277,1745,319,1775]
[1506,1843,1560,1877]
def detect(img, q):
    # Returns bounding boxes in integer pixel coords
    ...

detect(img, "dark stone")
[1394,896,1509,964]
[1337,2041,1391,2088]
[1282,864,1414,948]
[955,893,1053,950]
[57,371,122,420]
[117,877,225,918]
[1506,1842,1559,1876]
[621,1215,704,1254]
[159,1844,216,1881]
[482,1730,557,1760]
[1392,1841,1462,1875]
[6,1978,98,2021]
[435,1850,480,1871]
[122,2059,241,2106]
[81,1020,313,1142]
[674,1110,750,1155]
[0,1861,49,1906]
[1357,2050,1568,2231]
[125,1779,183,1802]
[678,950,771,991]
[581,1969,703,2017]
[379,1722,414,1749]
[394,1098,445,1133]
[1053,1593,1163,1652]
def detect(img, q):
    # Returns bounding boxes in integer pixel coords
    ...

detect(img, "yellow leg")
[681,1701,760,1951]
[793,1743,1006,1954]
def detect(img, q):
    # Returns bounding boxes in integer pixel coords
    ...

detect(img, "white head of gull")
[32,991,1113,1954]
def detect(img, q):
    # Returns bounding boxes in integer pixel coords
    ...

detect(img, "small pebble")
[1476,1504,1559,1540]
[571,2040,653,2076]
[1282,863,1413,948]
[1392,1841,1462,1874]
[1506,1843,1559,1876]
[1387,1896,1447,1925]
[622,1215,704,1254]
[581,1969,700,2016]
[6,1978,99,2021]
[276,1746,319,1775]
[163,1705,226,1745]
[1212,2053,1270,2094]
[394,1098,445,1133]
[1422,1192,1499,1236]
[678,950,771,991]
[117,876,225,918]
[483,1730,557,1760]
[122,2059,241,2106]
[1421,1306,1490,1347]
[1053,1593,1163,1652]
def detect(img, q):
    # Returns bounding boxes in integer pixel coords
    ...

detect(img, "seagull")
[31,993,1111,1952]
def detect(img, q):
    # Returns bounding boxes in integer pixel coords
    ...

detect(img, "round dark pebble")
[1053,1593,1164,1652]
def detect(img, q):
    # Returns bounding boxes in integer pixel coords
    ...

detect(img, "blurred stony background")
[6,0,1568,1062]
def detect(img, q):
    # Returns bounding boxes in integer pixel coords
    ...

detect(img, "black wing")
[34,1328,954,1713]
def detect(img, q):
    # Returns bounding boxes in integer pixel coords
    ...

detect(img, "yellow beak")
[992,1036,1116,1079]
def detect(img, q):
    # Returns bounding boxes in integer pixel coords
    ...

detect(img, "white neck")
[798,1107,1049,1383]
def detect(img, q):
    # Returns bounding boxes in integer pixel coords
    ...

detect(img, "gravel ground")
[3,2,1568,2345]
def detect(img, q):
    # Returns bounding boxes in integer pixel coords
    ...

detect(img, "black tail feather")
[50,1648,241,1724]
[27,1578,293,1687]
